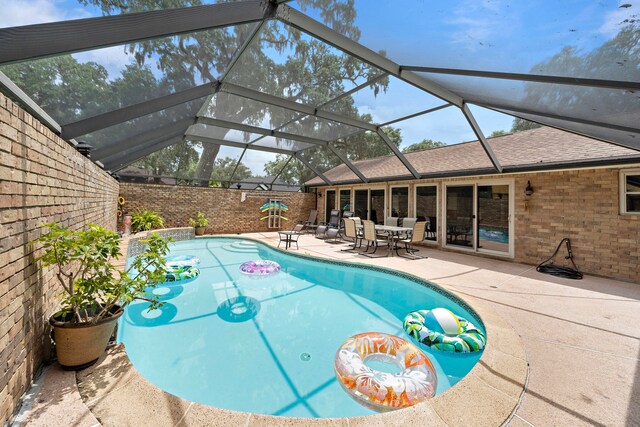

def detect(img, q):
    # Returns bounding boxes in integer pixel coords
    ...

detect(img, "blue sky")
[1,0,635,173]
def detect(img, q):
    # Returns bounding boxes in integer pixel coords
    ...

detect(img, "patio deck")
[16,232,639,427]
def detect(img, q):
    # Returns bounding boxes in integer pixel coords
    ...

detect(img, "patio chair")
[360,220,389,257]
[396,222,428,259]
[385,217,399,227]
[341,218,363,252]
[316,209,341,239]
[297,209,318,233]
[399,217,417,239]
[426,216,437,240]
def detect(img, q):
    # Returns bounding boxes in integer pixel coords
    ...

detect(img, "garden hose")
[536,238,583,280]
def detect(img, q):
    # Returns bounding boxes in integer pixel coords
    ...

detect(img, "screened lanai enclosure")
[0,0,638,189]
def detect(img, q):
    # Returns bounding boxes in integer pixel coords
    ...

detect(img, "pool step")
[223,241,260,254]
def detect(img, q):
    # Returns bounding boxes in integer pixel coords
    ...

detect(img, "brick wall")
[119,183,316,234]
[0,93,119,424]
[316,167,640,283]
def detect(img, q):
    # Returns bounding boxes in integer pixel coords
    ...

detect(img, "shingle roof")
[305,127,640,186]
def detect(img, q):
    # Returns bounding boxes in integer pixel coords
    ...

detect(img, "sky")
[1,0,636,174]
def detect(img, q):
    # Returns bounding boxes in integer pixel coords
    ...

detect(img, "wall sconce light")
[317,192,322,198]
[236,183,242,189]
[524,181,534,211]
[525,181,534,197]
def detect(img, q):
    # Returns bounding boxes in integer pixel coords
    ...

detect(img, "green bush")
[131,209,165,232]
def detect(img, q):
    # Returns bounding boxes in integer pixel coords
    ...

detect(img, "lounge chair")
[297,209,318,233]
[396,222,428,259]
[316,209,341,239]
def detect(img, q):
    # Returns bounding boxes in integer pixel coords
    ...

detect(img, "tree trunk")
[194,143,220,186]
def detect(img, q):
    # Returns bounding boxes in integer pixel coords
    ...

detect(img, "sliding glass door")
[415,185,438,241]
[325,189,336,223]
[445,185,474,248]
[354,189,368,219]
[444,181,513,256]
[477,184,510,254]
[370,189,385,225]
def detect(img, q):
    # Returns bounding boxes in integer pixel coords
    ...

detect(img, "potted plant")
[34,222,170,369]
[131,209,165,233]
[189,211,209,236]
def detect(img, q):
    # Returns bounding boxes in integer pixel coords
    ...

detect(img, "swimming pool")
[119,237,485,418]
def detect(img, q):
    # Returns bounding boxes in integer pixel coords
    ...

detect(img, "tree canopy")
[402,139,445,153]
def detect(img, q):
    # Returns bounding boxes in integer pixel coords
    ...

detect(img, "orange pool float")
[334,332,437,412]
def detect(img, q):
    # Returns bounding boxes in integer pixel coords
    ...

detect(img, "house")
[306,127,640,282]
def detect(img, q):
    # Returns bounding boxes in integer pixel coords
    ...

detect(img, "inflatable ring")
[164,265,200,283]
[334,332,437,412]
[165,255,200,267]
[403,309,486,353]
[118,196,125,205]
[239,260,280,276]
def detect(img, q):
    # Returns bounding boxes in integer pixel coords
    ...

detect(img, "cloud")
[598,2,638,36]
[0,0,91,28]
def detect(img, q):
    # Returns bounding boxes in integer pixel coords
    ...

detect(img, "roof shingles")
[305,127,640,185]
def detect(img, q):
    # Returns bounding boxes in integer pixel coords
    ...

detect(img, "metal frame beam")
[295,153,332,185]
[184,133,296,156]
[220,82,377,131]
[0,71,62,134]
[379,104,451,127]
[461,103,502,172]
[93,117,194,160]
[196,116,328,146]
[376,129,420,179]
[400,66,640,92]
[62,82,217,139]
[277,5,463,108]
[326,144,368,183]
[0,1,274,65]
[103,135,181,171]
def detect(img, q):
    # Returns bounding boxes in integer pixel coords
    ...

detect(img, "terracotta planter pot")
[195,226,206,236]
[50,306,123,369]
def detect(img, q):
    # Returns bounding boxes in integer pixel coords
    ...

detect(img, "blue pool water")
[119,237,484,418]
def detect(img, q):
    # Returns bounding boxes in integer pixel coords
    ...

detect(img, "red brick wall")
[0,93,119,424]
[119,183,316,234]
[316,168,640,283]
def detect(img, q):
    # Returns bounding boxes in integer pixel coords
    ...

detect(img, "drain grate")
[300,353,311,362]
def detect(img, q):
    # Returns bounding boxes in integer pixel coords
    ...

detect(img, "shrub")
[131,209,165,232]
[189,211,209,228]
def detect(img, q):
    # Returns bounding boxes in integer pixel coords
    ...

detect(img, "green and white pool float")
[403,308,486,353]
[164,265,200,283]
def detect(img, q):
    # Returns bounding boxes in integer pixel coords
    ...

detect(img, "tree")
[510,118,541,132]
[79,0,389,185]
[402,138,445,153]
[489,130,509,137]
[208,156,251,187]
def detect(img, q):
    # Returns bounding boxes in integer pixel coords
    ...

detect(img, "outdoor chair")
[426,216,437,240]
[360,220,389,257]
[385,217,399,227]
[341,218,363,252]
[297,209,318,233]
[316,209,341,239]
[396,222,428,259]
[399,217,417,239]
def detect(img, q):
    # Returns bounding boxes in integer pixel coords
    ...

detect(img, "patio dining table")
[356,224,413,256]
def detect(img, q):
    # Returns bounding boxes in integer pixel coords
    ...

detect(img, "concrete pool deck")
[16,232,639,426]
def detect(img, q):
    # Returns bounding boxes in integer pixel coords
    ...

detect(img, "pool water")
[119,238,484,418]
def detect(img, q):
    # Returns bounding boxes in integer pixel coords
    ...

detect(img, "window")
[390,186,409,217]
[621,170,640,214]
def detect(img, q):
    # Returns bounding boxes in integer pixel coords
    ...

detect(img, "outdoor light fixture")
[317,192,322,197]
[525,181,534,197]
[75,141,93,159]
[236,183,242,189]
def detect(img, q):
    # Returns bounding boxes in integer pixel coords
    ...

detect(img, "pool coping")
[77,231,529,426]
